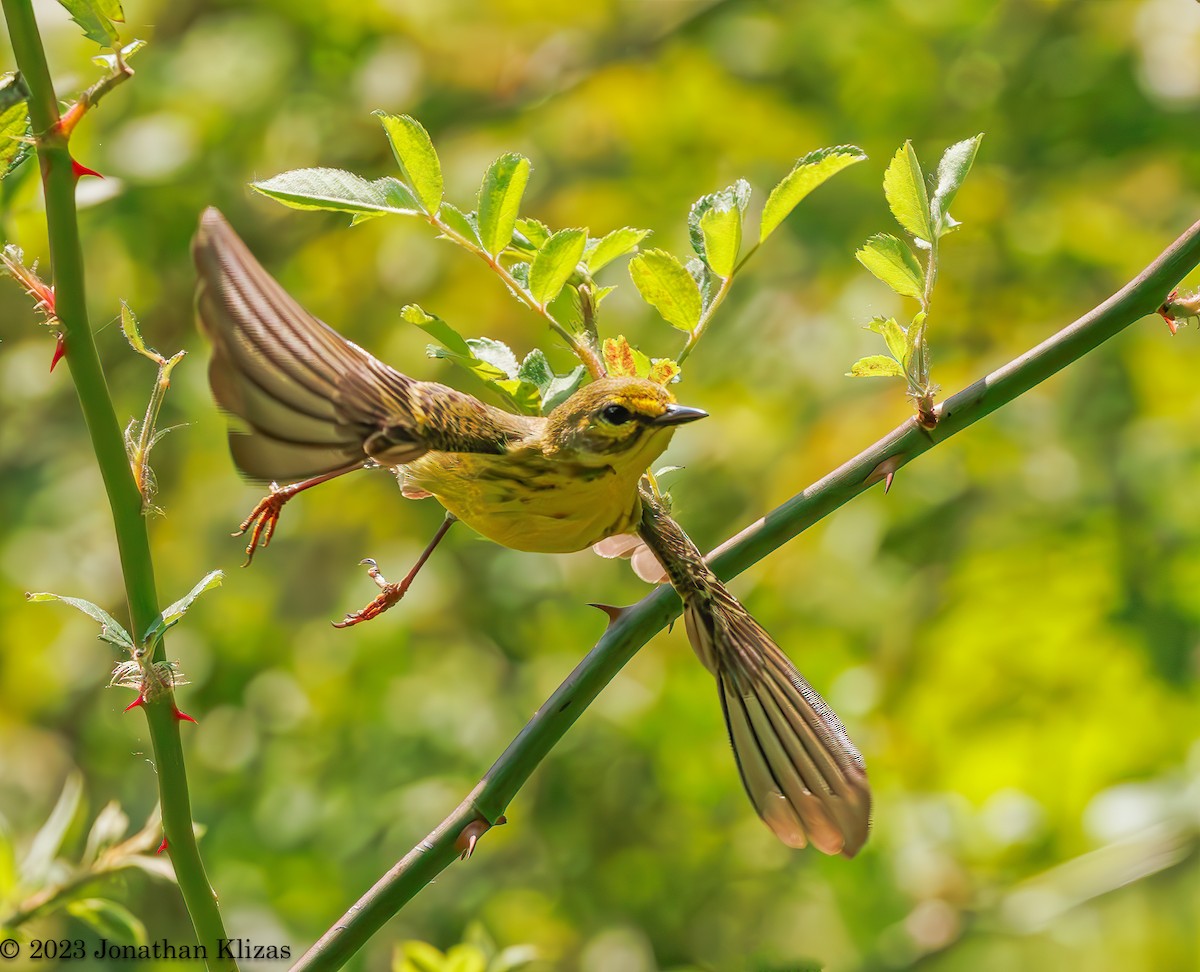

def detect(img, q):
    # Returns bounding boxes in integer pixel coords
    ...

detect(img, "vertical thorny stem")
[0,3,234,967]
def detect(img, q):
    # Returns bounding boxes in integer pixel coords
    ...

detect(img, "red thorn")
[884,471,895,494]
[71,158,103,181]
[587,602,628,624]
[49,334,65,371]
[172,705,198,724]
[156,836,168,855]
[124,694,146,712]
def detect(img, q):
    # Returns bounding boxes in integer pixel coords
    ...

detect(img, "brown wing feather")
[193,207,529,482]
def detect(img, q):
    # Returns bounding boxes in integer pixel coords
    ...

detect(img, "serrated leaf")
[699,203,742,278]
[931,133,983,235]
[492,379,542,415]
[602,335,651,378]
[21,772,83,886]
[585,227,650,272]
[516,348,554,393]
[467,337,519,378]
[404,305,472,357]
[67,899,146,947]
[529,227,586,305]
[26,592,134,651]
[57,0,122,47]
[855,233,925,301]
[438,202,481,247]
[865,316,908,366]
[628,249,702,332]
[541,365,586,412]
[689,180,750,260]
[142,570,223,648]
[760,145,866,242]
[252,168,420,220]
[0,74,31,178]
[883,141,934,243]
[375,112,443,214]
[847,355,906,378]
[514,217,550,249]
[477,153,531,255]
[647,358,680,385]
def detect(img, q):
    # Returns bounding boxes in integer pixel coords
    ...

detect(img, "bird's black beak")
[651,404,709,427]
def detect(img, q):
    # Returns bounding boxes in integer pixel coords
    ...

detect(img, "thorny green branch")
[291,217,1200,972]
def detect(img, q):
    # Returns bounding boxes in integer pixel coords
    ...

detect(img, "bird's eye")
[601,403,634,425]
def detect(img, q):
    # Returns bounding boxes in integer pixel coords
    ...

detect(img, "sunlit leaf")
[376,112,443,214]
[477,153,531,255]
[443,943,487,972]
[856,233,925,301]
[647,358,681,385]
[468,337,520,378]
[25,592,133,651]
[529,227,587,305]
[514,217,551,250]
[847,354,906,378]
[603,335,652,378]
[0,74,30,178]
[628,249,702,332]
[438,202,481,247]
[883,141,934,243]
[690,180,750,262]
[403,304,471,357]
[82,801,129,866]
[931,133,983,235]
[759,145,866,242]
[865,316,908,367]
[252,168,420,220]
[700,202,742,278]
[585,227,650,272]
[56,0,122,47]
[90,37,146,69]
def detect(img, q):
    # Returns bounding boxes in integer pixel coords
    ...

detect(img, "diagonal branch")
[291,217,1200,972]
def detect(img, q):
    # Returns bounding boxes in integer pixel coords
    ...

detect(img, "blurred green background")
[2,0,1200,969]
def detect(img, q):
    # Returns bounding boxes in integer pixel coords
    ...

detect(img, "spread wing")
[193,207,529,482]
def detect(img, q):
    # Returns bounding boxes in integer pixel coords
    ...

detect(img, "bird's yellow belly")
[402,452,644,553]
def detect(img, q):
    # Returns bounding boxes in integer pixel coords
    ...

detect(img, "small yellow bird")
[193,207,871,856]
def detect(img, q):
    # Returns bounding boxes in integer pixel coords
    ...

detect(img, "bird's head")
[543,376,707,468]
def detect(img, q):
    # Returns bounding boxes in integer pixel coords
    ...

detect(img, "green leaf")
[398,941,450,972]
[375,112,443,214]
[855,233,925,301]
[492,379,542,414]
[847,355,906,378]
[865,316,908,366]
[252,168,420,220]
[489,945,540,972]
[82,801,129,866]
[689,180,750,261]
[0,74,31,178]
[628,249,702,332]
[56,0,122,47]
[906,310,927,374]
[142,570,223,648]
[514,217,551,250]
[21,772,83,886]
[516,348,553,392]
[529,228,587,305]
[699,202,742,278]
[585,227,650,272]
[883,141,934,243]
[931,133,983,235]
[67,899,146,947]
[438,202,481,247]
[476,153,531,255]
[541,365,586,412]
[759,145,867,242]
[468,337,520,378]
[443,944,487,972]
[26,592,134,651]
[403,305,472,357]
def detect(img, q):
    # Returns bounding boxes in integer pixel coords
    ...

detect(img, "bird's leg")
[333,514,458,628]
[236,467,363,565]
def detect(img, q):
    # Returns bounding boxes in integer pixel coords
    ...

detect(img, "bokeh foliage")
[1,1,1199,970]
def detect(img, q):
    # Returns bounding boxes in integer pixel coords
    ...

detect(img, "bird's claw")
[332,559,409,628]
[233,483,293,566]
